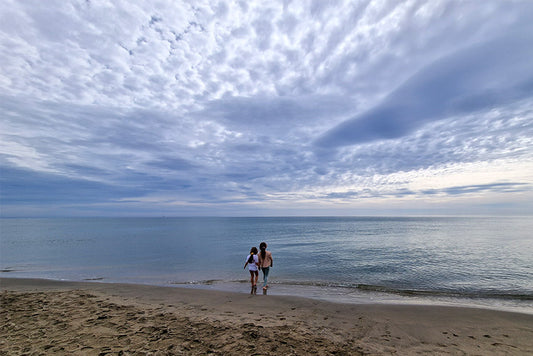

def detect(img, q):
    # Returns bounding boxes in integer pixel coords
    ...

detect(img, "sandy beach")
[1,278,532,355]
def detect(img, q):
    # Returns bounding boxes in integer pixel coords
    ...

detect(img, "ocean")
[1,216,532,313]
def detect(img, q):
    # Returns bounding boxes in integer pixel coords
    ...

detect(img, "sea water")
[1,216,532,313]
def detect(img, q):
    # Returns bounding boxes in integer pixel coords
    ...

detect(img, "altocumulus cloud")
[0,0,532,216]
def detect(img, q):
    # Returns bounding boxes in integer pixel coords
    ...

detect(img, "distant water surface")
[1,217,532,313]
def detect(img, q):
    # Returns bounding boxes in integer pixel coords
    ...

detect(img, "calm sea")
[1,217,532,313]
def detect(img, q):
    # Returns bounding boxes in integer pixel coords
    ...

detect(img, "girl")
[243,246,259,294]
[258,242,273,294]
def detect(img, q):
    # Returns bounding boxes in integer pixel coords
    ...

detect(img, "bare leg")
[262,267,270,290]
[251,271,258,294]
[249,271,254,294]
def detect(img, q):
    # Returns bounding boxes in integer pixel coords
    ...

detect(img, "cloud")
[1,0,533,216]
[422,183,531,196]
[196,94,356,132]
[146,157,197,171]
[0,166,136,204]
[315,32,533,148]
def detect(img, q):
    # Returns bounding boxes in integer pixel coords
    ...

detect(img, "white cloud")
[1,0,532,216]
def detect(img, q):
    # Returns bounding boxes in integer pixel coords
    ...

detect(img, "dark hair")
[259,242,267,259]
[248,246,258,263]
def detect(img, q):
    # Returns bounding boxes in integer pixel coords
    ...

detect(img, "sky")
[1,0,532,217]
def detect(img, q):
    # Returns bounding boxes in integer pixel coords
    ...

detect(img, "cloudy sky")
[1,0,532,217]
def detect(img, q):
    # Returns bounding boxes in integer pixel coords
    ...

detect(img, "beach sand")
[1,278,532,355]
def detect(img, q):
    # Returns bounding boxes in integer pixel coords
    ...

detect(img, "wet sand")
[1,278,532,355]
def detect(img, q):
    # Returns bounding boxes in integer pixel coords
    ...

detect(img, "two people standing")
[243,242,273,295]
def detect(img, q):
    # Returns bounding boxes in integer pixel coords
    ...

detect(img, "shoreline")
[2,277,533,355]
[4,273,532,315]
[174,280,533,315]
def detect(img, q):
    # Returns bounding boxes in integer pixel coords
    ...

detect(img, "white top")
[246,254,259,271]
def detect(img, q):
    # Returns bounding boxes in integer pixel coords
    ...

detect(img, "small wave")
[271,281,533,301]
[170,279,227,286]
[175,278,533,301]
[352,284,533,301]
